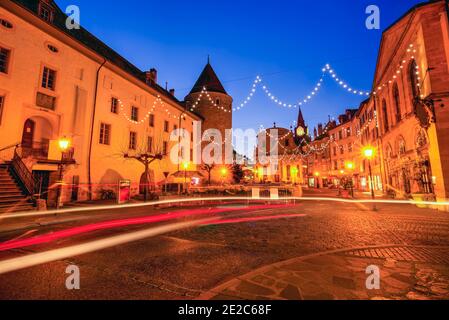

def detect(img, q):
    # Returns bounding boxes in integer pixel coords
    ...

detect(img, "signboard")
[118,179,131,204]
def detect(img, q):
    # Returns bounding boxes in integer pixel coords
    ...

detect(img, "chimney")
[145,68,158,85]
[169,89,175,96]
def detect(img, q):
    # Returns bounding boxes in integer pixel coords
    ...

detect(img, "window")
[0,19,13,29]
[346,127,351,137]
[39,1,54,22]
[163,141,168,155]
[47,44,59,53]
[111,97,118,114]
[393,83,401,123]
[348,143,353,153]
[338,130,343,140]
[0,47,10,74]
[99,123,111,145]
[409,60,420,98]
[174,124,178,132]
[149,114,155,127]
[164,120,169,132]
[42,67,56,90]
[147,136,153,153]
[0,96,4,125]
[333,146,337,157]
[339,145,344,155]
[382,99,389,133]
[333,161,338,170]
[131,106,138,122]
[129,131,137,150]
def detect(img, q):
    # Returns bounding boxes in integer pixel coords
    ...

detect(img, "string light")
[324,64,371,96]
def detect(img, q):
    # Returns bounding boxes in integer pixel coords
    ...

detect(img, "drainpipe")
[87,59,107,200]
[446,0,449,23]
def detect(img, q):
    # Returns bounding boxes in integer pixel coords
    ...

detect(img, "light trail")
[2,196,448,221]
[0,212,308,275]
[0,219,211,275]
[204,214,306,226]
[0,204,296,252]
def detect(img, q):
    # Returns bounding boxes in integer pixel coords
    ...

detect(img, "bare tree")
[201,163,215,185]
[119,134,165,201]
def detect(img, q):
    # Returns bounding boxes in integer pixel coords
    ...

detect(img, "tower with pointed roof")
[185,60,233,181]
[295,106,308,138]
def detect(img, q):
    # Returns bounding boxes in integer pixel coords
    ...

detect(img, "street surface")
[0,189,448,300]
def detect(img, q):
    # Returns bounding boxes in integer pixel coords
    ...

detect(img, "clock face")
[296,126,305,137]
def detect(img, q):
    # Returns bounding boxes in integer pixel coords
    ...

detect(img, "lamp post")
[291,167,298,185]
[345,161,355,198]
[56,137,71,209]
[221,167,228,185]
[314,172,320,188]
[182,161,189,193]
[363,146,376,211]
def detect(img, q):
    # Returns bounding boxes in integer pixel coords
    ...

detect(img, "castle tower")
[185,61,233,182]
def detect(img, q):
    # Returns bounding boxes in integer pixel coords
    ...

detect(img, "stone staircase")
[0,163,35,213]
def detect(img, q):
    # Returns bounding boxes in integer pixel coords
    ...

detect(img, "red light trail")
[0,204,297,252]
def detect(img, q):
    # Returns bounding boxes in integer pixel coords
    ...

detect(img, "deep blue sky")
[57,0,422,132]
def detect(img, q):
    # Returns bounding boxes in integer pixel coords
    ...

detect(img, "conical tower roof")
[190,62,227,95]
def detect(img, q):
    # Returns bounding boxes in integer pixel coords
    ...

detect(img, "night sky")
[56,0,422,135]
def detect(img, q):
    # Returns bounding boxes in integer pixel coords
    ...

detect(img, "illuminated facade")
[0,0,232,209]
[317,1,449,209]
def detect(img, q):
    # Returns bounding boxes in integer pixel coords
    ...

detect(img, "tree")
[232,163,244,184]
[201,163,215,185]
[121,135,165,202]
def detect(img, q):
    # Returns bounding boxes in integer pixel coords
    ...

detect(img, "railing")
[11,147,37,195]
[21,141,50,159]
[0,142,20,164]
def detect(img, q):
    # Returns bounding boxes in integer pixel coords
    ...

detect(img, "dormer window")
[0,19,13,29]
[39,1,55,23]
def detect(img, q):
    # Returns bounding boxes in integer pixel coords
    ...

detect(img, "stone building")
[0,0,232,211]
[312,0,449,209]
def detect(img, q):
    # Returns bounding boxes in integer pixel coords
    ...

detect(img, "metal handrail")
[11,146,36,195]
[0,142,20,153]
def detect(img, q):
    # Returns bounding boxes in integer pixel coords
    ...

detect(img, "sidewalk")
[199,245,449,300]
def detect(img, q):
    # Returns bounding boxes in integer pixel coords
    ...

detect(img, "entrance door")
[22,119,35,149]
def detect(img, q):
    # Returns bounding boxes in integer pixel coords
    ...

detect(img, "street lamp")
[182,161,189,193]
[56,136,71,209]
[291,167,298,185]
[345,161,355,198]
[221,167,228,185]
[362,146,376,210]
[314,172,320,188]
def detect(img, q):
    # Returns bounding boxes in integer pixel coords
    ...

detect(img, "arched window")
[393,83,401,123]
[382,99,389,133]
[409,60,420,98]
[397,136,406,157]
[416,128,428,148]
[385,144,393,159]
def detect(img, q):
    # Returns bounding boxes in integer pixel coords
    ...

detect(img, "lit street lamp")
[362,146,376,210]
[56,136,71,209]
[345,161,355,198]
[182,161,189,193]
[221,167,228,185]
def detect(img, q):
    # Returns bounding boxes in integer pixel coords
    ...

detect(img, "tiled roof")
[190,63,227,95]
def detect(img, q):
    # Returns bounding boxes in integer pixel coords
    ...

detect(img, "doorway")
[22,119,35,149]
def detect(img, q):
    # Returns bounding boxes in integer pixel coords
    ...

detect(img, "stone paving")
[199,246,449,300]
